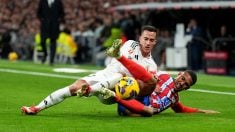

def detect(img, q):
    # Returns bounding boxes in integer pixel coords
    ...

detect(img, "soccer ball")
[115,76,140,99]
[8,52,18,61]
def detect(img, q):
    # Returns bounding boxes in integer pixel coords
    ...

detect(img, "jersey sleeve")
[171,102,199,113]
[120,40,138,58]
[120,40,157,73]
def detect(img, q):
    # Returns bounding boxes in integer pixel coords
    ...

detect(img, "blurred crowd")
[0,0,233,70]
[0,0,169,63]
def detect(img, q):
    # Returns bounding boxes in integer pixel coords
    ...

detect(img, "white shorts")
[81,70,115,86]
[81,71,123,105]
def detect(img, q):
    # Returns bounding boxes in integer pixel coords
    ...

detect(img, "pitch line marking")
[189,89,235,96]
[0,68,80,79]
[1,68,235,96]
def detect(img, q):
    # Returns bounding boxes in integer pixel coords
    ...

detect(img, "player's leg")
[75,73,123,105]
[21,86,72,115]
[21,79,91,115]
[49,38,57,65]
[107,56,156,95]
[77,73,123,96]
[118,56,154,82]
[107,42,157,95]
[90,73,123,94]
[106,39,122,58]
[21,72,123,115]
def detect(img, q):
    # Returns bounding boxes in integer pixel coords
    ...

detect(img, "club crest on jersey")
[128,49,133,54]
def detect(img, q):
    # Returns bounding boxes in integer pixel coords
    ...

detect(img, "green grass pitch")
[0,60,235,132]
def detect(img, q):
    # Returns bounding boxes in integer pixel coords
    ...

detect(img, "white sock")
[36,86,71,111]
[90,73,123,95]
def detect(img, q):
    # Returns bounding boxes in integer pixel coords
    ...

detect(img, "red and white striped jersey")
[149,71,179,113]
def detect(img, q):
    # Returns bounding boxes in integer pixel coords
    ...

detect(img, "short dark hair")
[141,25,159,35]
[185,70,197,86]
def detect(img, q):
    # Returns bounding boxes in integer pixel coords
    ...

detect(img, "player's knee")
[69,80,88,96]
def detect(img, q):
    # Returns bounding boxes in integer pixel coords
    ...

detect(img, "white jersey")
[82,40,157,85]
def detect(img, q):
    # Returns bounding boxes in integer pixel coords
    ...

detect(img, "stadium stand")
[0,0,234,74]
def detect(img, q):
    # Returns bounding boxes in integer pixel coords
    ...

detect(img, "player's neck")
[141,51,150,57]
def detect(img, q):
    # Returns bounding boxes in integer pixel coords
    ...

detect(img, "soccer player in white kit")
[21,25,159,115]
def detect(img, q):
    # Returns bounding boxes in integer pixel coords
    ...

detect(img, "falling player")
[21,25,159,115]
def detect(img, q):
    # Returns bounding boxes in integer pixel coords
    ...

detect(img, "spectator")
[56,28,78,64]
[1,0,214,64]
[152,29,173,70]
[11,29,31,60]
[72,23,94,63]
[186,18,205,71]
[0,29,12,59]
[215,25,232,51]
[37,0,65,65]
[94,15,113,66]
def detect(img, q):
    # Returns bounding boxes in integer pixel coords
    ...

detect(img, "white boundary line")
[189,89,235,96]
[0,68,80,79]
[1,68,235,96]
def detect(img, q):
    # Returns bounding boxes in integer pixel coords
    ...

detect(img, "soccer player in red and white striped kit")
[105,42,220,117]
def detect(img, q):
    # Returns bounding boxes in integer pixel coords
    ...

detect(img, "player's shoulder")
[157,71,171,77]
[122,40,139,49]
[157,71,174,85]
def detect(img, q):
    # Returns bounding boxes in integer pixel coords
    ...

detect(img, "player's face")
[139,30,157,57]
[174,72,193,92]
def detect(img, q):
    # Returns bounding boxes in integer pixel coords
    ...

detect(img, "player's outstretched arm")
[171,102,220,114]
[197,109,220,114]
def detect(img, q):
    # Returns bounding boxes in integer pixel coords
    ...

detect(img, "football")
[115,76,140,99]
[8,52,18,61]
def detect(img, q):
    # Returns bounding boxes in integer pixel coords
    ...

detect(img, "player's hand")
[198,109,220,114]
